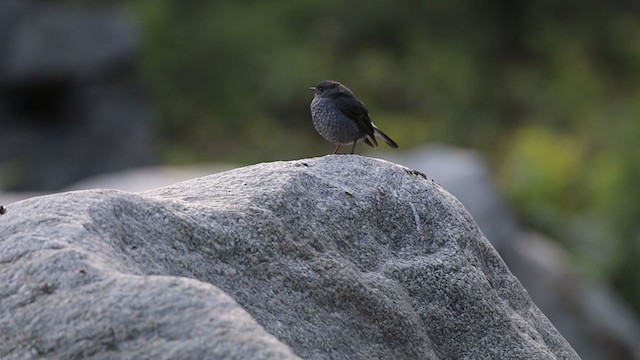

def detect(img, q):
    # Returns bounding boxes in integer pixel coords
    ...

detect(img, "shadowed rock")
[0,1,155,191]
[0,156,579,359]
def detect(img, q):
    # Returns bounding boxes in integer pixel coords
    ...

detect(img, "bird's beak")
[309,87,316,91]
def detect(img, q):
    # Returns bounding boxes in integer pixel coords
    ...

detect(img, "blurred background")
[2,0,640,358]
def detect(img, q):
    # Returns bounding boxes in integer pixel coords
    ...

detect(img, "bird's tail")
[373,125,399,149]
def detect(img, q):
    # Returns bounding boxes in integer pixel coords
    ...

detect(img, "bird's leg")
[332,144,341,154]
[350,140,357,154]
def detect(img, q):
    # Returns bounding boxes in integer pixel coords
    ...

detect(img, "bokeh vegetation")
[114,1,640,315]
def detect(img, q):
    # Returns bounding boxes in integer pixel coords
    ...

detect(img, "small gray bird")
[310,80,399,154]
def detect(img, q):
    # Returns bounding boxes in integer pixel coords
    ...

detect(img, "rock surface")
[0,156,579,359]
[383,145,640,360]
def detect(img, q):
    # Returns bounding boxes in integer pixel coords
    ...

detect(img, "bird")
[309,80,399,154]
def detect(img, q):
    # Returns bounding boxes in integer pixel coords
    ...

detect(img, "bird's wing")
[333,93,376,138]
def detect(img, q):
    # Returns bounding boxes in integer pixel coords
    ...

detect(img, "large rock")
[383,145,640,360]
[0,156,578,359]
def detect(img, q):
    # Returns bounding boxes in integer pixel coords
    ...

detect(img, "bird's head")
[310,80,353,98]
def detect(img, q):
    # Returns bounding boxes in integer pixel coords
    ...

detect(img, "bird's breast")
[310,96,362,144]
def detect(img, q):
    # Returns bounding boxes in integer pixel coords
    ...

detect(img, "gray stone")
[0,156,579,359]
[382,144,640,360]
